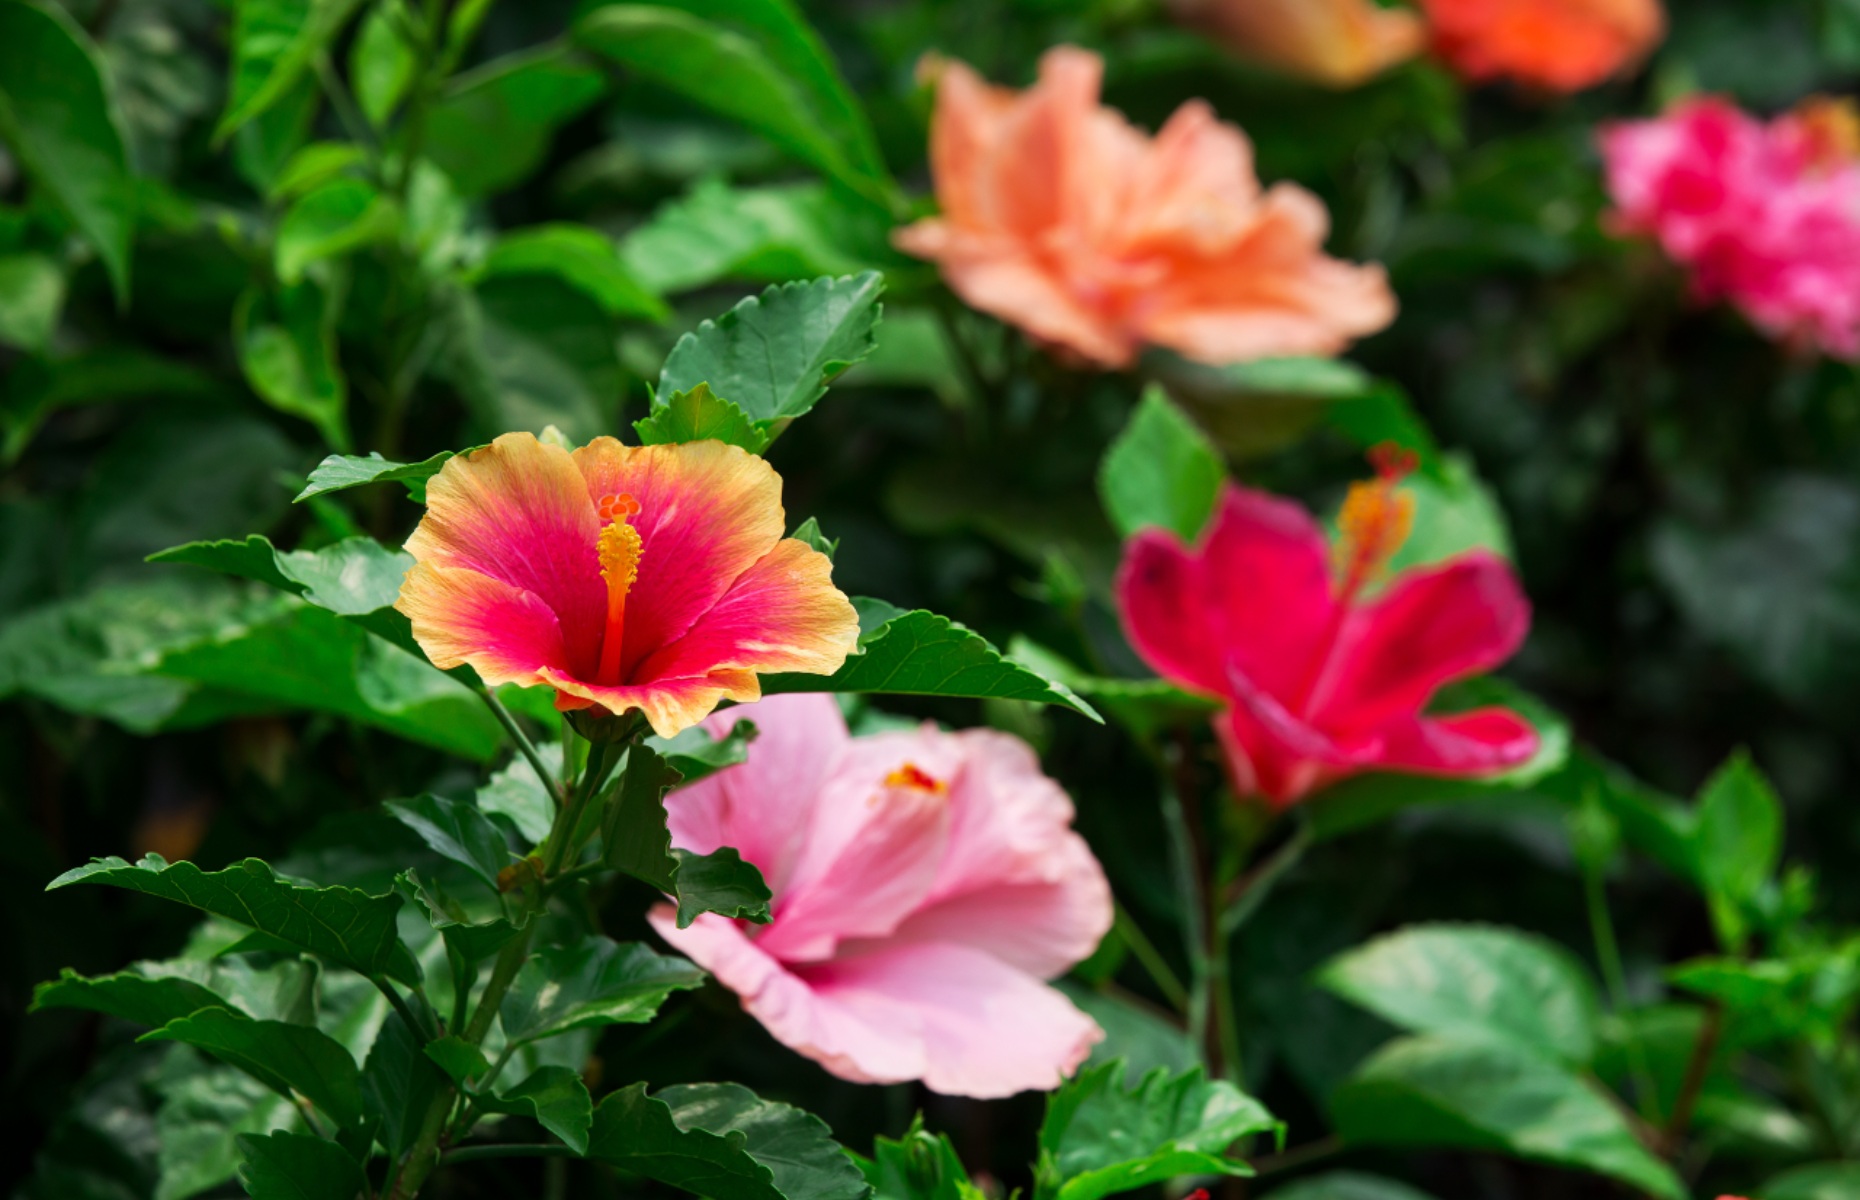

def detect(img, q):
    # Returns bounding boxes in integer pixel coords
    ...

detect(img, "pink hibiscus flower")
[892,46,1395,369]
[395,432,861,738]
[1115,452,1539,807]
[648,693,1112,1097]
[1601,96,1860,360]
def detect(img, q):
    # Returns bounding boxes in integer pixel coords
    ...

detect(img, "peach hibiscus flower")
[649,693,1112,1097]
[1419,0,1664,92]
[893,46,1396,369]
[1169,0,1425,88]
[395,433,860,738]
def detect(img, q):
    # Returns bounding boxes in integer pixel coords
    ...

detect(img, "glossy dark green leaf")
[477,742,564,845]
[31,966,229,1029]
[48,854,418,985]
[500,937,705,1044]
[1099,388,1225,543]
[295,448,472,503]
[362,1009,444,1158]
[574,9,887,207]
[1694,751,1783,952]
[398,869,523,965]
[635,383,768,453]
[234,280,349,450]
[602,742,684,891]
[217,0,365,142]
[1261,1172,1441,1200]
[425,44,604,196]
[1037,1062,1279,1200]
[670,847,772,928]
[763,602,1100,722]
[385,793,512,894]
[1318,924,1602,1065]
[274,177,397,285]
[480,1065,593,1153]
[447,273,621,443]
[235,1130,366,1200]
[1331,1035,1683,1200]
[422,1034,490,1085]
[649,719,757,786]
[656,273,883,427]
[864,1121,980,1200]
[0,0,135,302]
[621,178,884,295]
[480,223,667,320]
[144,1007,366,1129]
[588,1081,872,1200]
[154,1058,299,1200]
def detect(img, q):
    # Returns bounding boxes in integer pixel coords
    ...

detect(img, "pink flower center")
[883,762,948,794]
[595,492,643,685]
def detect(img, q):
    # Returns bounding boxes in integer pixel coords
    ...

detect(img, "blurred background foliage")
[8,0,1860,1197]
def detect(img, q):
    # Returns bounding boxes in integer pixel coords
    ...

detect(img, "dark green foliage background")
[6,0,1860,1198]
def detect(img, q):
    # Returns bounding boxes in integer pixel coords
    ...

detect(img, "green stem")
[480,689,563,811]
[543,739,618,877]
[313,54,379,161]
[1207,883,1242,1085]
[1663,1002,1724,1156]
[1219,820,1309,937]
[1113,901,1188,1013]
[1584,854,1658,1122]
[1158,777,1212,1064]
[440,1144,580,1166]
[373,976,436,1040]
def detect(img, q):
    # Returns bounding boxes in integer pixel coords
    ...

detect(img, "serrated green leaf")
[865,1122,982,1200]
[480,223,667,320]
[602,742,684,891]
[0,0,136,303]
[235,1130,366,1200]
[1318,924,1601,1065]
[385,793,512,895]
[500,937,705,1044]
[1331,1035,1684,1200]
[32,966,229,1028]
[144,1007,366,1129]
[295,448,474,503]
[635,383,768,452]
[1038,1062,1279,1200]
[398,869,522,965]
[480,1065,594,1153]
[649,719,758,786]
[423,1034,490,1085]
[362,1009,444,1158]
[234,279,349,450]
[216,0,367,144]
[656,272,883,427]
[588,1081,872,1200]
[48,854,417,985]
[671,847,772,928]
[763,605,1100,722]
[1099,387,1225,543]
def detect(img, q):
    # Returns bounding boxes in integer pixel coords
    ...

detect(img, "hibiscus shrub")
[6,2,1860,1200]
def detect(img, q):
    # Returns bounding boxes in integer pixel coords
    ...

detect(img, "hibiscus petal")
[664,694,850,896]
[1370,707,1542,776]
[1116,484,1337,699]
[632,538,861,686]
[570,438,787,680]
[648,908,925,1085]
[1218,657,1379,805]
[540,668,759,740]
[1311,550,1531,738]
[800,941,1104,1098]
[407,432,605,679]
[396,561,569,687]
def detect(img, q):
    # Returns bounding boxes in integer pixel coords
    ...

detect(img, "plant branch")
[1113,900,1188,1012]
[480,689,563,811]
[1663,1001,1723,1155]
[1583,852,1658,1122]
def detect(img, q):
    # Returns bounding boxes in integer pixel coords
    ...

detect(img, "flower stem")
[1583,851,1659,1122]
[480,689,563,811]
[1159,779,1211,1061]
[543,738,619,877]
[1663,1001,1724,1156]
[1113,901,1188,1013]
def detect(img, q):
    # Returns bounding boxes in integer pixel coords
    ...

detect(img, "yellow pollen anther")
[1333,443,1417,598]
[595,495,644,685]
[1794,95,1860,170]
[883,763,948,794]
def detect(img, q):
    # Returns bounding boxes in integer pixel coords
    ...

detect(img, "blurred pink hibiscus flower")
[648,693,1113,1098]
[893,46,1395,369]
[1601,96,1860,360]
[1116,451,1538,807]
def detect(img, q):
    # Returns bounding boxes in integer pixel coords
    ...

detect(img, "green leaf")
[144,1007,366,1129]
[477,742,564,845]
[671,847,772,928]
[151,534,410,633]
[362,1009,445,1158]
[480,223,667,320]
[399,869,522,965]
[422,1034,491,1085]
[267,141,369,201]
[295,448,472,503]
[588,1081,872,1200]
[1331,1035,1684,1200]
[649,719,758,786]
[31,966,230,1028]
[384,793,512,895]
[153,1054,298,1200]
[0,252,65,351]
[791,518,837,561]
[425,43,604,196]
[574,8,888,207]
[217,0,366,143]
[656,272,883,428]
[762,603,1101,723]
[350,2,416,127]
[865,1122,982,1200]
[620,178,886,295]
[275,177,398,284]
[446,273,621,443]
[1099,387,1226,543]
[500,937,706,1044]
[1058,984,1200,1089]
[602,741,684,891]
[1005,638,1219,740]
[1764,1163,1860,1200]
[1318,924,1602,1065]
[1037,1062,1280,1200]
[480,1065,594,1153]
[233,74,320,193]
[635,383,768,453]
[1261,1172,1441,1200]
[235,1130,366,1200]
[0,0,136,303]
[1694,751,1783,952]
[48,854,418,985]
[235,280,349,450]
[1381,454,1514,574]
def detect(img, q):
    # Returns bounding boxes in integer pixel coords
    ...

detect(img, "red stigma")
[1368,441,1418,483]
[598,492,641,522]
